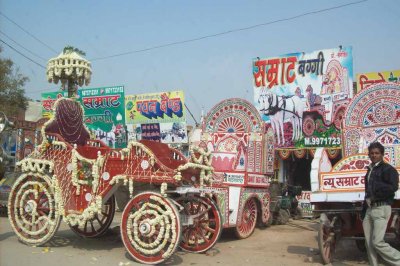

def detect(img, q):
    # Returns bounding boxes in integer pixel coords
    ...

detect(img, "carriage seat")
[139,140,187,169]
[44,99,91,146]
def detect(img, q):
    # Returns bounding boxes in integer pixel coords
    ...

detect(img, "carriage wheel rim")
[179,196,222,253]
[70,195,115,238]
[318,222,336,264]
[8,173,61,245]
[237,198,257,238]
[121,192,181,264]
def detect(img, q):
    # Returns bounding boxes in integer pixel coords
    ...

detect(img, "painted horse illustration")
[258,90,305,145]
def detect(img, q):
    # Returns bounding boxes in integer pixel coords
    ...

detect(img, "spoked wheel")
[177,196,222,253]
[318,217,336,264]
[121,192,181,265]
[70,195,115,238]
[235,197,258,239]
[8,173,61,246]
[303,116,316,137]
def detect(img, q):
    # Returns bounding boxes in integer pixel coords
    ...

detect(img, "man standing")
[363,142,400,266]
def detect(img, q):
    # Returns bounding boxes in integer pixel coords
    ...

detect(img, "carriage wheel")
[70,195,115,238]
[8,173,61,246]
[318,219,336,264]
[121,192,181,265]
[177,196,222,253]
[333,108,345,129]
[303,116,316,137]
[235,197,258,239]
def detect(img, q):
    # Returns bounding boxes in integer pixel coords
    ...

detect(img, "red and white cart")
[310,82,400,264]
[8,98,222,265]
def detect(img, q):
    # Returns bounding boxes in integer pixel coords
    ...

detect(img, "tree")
[0,46,30,117]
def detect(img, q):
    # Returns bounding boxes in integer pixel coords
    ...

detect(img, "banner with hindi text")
[125,91,187,144]
[41,91,68,118]
[78,86,126,148]
[356,70,400,92]
[253,46,353,149]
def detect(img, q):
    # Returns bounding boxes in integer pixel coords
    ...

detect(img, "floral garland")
[160,182,168,197]
[126,195,177,258]
[70,148,104,195]
[40,98,92,143]
[16,158,54,174]
[172,146,213,187]
[120,141,155,166]
[51,175,103,227]
[110,175,135,198]
[8,172,60,244]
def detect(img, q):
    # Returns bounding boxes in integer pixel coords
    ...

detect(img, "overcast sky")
[1,0,399,125]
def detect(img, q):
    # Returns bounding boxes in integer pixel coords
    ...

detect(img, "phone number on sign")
[304,137,341,146]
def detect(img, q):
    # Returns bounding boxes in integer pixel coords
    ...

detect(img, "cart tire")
[235,197,258,239]
[8,173,61,246]
[70,195,115,238]
[274,209,290,225]
[318,221,336,264]
[177,196,222,253]
[121,192,181,265]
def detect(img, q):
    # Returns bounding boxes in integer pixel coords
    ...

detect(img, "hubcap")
[24,200,37,214]
[139,221,151,235]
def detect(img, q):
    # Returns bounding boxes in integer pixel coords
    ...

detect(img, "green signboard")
[41,91,68,118]
[78,86,126,148]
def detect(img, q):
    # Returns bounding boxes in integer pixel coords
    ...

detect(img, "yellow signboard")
[356,70,400,92]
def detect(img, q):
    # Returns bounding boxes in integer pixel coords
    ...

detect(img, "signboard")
[296,191,313,217]
[78,86,126,148]
[320,171,365,192]
[223,173,245,185]
[41,91,68,118]
[126,121,188,144]
[253,46,353,148]
[247,174,269,186]
[125,91,185,124]
[356,70,400,92]
[125,91,187,144]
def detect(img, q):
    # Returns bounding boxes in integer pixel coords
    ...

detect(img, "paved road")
[0,212,371,266]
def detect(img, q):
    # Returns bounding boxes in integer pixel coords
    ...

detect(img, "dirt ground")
[0,212,374,266]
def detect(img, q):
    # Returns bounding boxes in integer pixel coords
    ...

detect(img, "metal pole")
[184,103,199,127]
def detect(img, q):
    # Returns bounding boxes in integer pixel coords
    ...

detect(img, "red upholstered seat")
[139,140,187,169]
[44,99,91,146]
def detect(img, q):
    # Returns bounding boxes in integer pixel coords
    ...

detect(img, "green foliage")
[63,45,86,56]
[0,47,29,117]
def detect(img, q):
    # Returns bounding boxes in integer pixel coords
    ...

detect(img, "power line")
[91,0,367,61]
[0,11,58,54]
[0,39,46,69]
[0,30,47,61]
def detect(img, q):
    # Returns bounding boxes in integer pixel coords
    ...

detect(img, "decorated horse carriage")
[8,98,222,265]
[199,98,274,238]
[310,82,400,264]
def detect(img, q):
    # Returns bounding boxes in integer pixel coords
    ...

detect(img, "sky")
[1,0,399,126]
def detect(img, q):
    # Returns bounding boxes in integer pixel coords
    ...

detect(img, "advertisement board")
[356,70,400,92]
[78,86,126,148]
[253,46,353,148]
[41,91,68,118]
[125,91,187,144]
